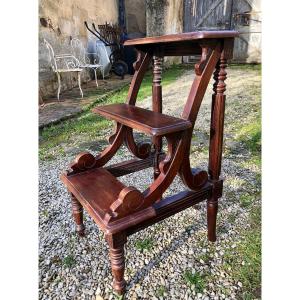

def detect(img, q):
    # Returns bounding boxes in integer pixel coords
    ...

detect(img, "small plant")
[183,270,205,293]
[227,212,237,223]
[135,238,153,252]
[41,209,49,218]
[112,292,124,300]
[240,194,253,208]
[156,285,167,297]
[197,252,212,264]
[62,254,76,268]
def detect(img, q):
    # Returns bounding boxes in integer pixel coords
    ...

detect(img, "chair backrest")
[43,39,57,71]
[71,38,86,65]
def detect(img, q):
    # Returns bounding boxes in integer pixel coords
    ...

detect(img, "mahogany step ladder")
[61,30,239,295]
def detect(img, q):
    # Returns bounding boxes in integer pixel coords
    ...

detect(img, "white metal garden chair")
[71,38,105,87]
[43,39,83,100]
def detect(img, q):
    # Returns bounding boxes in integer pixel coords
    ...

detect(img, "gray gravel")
[39,67,261,299]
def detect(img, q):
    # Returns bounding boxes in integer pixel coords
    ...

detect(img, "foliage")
[183,270,206,293]
[62,254,76,268]
[223,206,261,299]
[135,238,153,252]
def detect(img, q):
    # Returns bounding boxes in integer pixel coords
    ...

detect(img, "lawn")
[39,65,188,161]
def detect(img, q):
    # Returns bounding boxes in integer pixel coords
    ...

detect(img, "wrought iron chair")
[71,38,105,87]
[43,39,83,100]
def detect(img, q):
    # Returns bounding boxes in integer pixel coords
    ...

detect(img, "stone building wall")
[146,0,183,65]
[39,0,118,98]
[125,0,146,37]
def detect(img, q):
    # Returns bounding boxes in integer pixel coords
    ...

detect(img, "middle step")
[93,103,192,136]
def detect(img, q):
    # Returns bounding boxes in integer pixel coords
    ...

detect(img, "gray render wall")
[39,0,118,98]
[146,0,183,65]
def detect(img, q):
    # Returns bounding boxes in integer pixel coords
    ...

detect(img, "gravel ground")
[39,66,261,300]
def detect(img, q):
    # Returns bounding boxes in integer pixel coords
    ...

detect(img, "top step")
[124,30,239,46]
[93,104,192,136]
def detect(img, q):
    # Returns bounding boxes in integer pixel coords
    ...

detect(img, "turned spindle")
[207,51,228,242]
[152,49,163,180]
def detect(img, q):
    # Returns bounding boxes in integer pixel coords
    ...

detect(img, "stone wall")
[125,0,146,37]
[146,0,183,65]
[39,0,118,98]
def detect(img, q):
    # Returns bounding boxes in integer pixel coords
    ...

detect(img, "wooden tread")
[92,104,192,136]
[61,168,125,220]
[124,30,239,46]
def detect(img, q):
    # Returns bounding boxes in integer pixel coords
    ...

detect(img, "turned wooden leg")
[70,194,85,237]
[152,52,163,180]
[207,50,228,242]
[207,197,218,242]
[109,247,126,294]
[106,233,127,295]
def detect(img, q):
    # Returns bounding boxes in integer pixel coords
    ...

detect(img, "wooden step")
[92,104,192,136]
[61,168,126,221]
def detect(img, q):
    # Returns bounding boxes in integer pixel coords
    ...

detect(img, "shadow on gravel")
[66,139,108,156]
[127,219,204,289]
[126,157,260,290]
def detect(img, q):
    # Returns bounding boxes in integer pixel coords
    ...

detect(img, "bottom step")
[61,168,126,220]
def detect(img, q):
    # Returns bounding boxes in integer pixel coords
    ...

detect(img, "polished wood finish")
[61,30,238,295]
[124,30,239,46]
[71,193,85,236]
[93,104,192,136]
[152,50,163,180]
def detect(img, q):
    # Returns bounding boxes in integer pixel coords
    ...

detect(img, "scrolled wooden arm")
[67,151,97,175]
[67,124,126,175]
[104,186,145,223]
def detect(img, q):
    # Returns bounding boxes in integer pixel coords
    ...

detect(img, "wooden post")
[105,233,127,295]
[71,193,85,236]
[207,47,228,242]
[152,48,163,180]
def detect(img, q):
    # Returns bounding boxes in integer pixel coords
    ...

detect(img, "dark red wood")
[207,44,230,242]
[152,49,163,180]
[124,30,239,46]
[60,30,238,295]
[71,193,85,237]
[93,104,192,136]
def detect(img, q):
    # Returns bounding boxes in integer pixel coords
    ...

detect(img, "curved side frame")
[178,129,208,190]
[123,50,153,157]
[67,124,126,175]
[141,132,188,208]
[94,124,126,167]
[124,127,151,159]
[178,43,222,190]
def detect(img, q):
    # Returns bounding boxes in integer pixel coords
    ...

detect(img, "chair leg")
[207,196,218,242]
[78,71,83,98]
[106,233,127,295]
[94,68,98,87]
[56,72,61,100]
[101,67,105,80]
[70,194,85,237]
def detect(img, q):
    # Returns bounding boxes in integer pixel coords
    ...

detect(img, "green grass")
[135,238,154,252]
[196,252,212,264]
[240,193,254,208]
[235,115,261,157]
[229,63,261,71]
[156,285,167,297]
[183,270,206,293]
[39,65,187,161]
[224,206,261,299]
[62,254,76,268]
